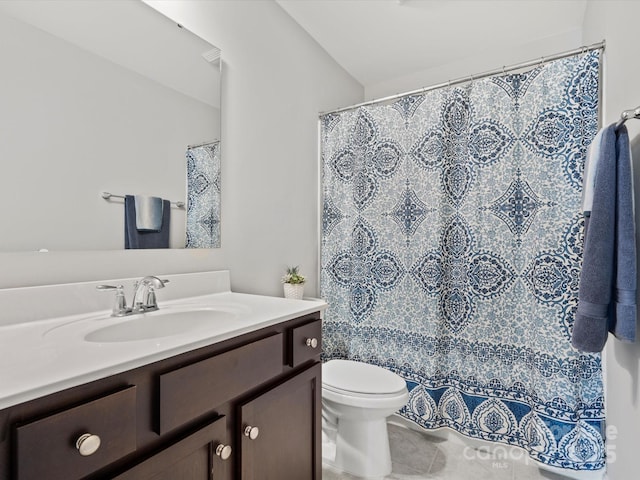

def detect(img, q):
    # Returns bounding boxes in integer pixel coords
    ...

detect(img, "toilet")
[322,359,409,478]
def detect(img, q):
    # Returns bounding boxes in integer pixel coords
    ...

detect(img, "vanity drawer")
[289,319,322,367]
[14,386,137,480]
[158,333,283,434]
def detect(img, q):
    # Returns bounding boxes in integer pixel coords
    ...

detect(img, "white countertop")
[0,271,327,410]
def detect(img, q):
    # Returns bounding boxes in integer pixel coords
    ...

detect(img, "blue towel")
[124,195,171,249]
[612,126,637,342]
[572,125,637,352]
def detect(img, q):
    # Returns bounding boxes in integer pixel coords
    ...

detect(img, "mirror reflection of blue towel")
[124,195,170,249]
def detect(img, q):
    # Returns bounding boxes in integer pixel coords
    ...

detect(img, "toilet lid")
[323,360,406,395]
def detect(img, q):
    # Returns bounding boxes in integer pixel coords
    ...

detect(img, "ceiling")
[276,0,588,89]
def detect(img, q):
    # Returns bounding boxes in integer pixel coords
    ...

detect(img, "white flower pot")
[284,283,304,300]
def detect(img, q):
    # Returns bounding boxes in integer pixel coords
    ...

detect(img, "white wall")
[0,11,217,251]
[0,1,363,294]
[582,3,640,479]
[366,29,583,99]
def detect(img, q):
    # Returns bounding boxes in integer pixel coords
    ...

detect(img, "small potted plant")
[282,266,306,299]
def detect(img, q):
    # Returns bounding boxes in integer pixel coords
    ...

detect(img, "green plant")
[282,266,306,284]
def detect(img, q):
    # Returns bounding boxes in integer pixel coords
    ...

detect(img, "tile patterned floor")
[322,423,572,480]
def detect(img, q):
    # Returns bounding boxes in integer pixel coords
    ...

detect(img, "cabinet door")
[238,362,321,480]
[112,415,231,480]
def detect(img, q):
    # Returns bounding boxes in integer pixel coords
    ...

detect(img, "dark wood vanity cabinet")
[239,363,321,480]
[0,313,322,480]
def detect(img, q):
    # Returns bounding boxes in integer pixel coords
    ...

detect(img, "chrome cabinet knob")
[244,425,259,440]
[76,433,101,456]
[215,444,232,460]
[305,337,318,349]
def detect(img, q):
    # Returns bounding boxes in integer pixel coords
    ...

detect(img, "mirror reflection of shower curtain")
[186,141,221,248]
[320,51,605,472]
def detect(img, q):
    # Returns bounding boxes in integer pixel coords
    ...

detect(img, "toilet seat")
[323,359,407,395]
[322,384,409,409]
[322,360,408,408]
[322,383,406,398]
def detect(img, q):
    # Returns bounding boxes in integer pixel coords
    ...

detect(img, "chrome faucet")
[131,276,168,313]
[97,276,169,317]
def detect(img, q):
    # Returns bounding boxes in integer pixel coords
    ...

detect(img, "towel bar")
[101,192,185,208]
[615,106,640,131]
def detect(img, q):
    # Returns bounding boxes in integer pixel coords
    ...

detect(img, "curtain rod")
[187,140,219,149]
[320,40,606,116]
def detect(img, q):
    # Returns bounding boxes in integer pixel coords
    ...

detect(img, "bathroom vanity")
[0,271,325,479]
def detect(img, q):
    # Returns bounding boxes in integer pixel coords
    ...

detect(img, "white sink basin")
[43,303,252,343]
[85,308,238,343]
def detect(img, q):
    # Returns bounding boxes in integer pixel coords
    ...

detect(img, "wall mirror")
[0,0,221,251]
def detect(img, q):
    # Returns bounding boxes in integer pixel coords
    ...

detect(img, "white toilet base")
[321,360,409,479]
[325,417,392,479]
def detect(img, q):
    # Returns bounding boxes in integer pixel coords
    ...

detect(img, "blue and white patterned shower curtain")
[186,141,221,248]
[320,51,604,471]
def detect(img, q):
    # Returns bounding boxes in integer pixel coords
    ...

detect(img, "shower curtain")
[320,51,604,471]
[186,141,221,248]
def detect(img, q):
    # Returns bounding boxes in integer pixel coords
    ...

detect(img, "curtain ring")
[502,65,506,75]
[539,56,545,67]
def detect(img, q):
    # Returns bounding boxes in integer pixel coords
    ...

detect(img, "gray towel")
[124,195,171,249]
[134,195,163,231]
[572,125,637,352]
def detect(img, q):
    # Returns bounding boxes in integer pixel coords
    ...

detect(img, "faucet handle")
[146,287,159,310]
[143,279,168,311]
[96,284,129,317]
